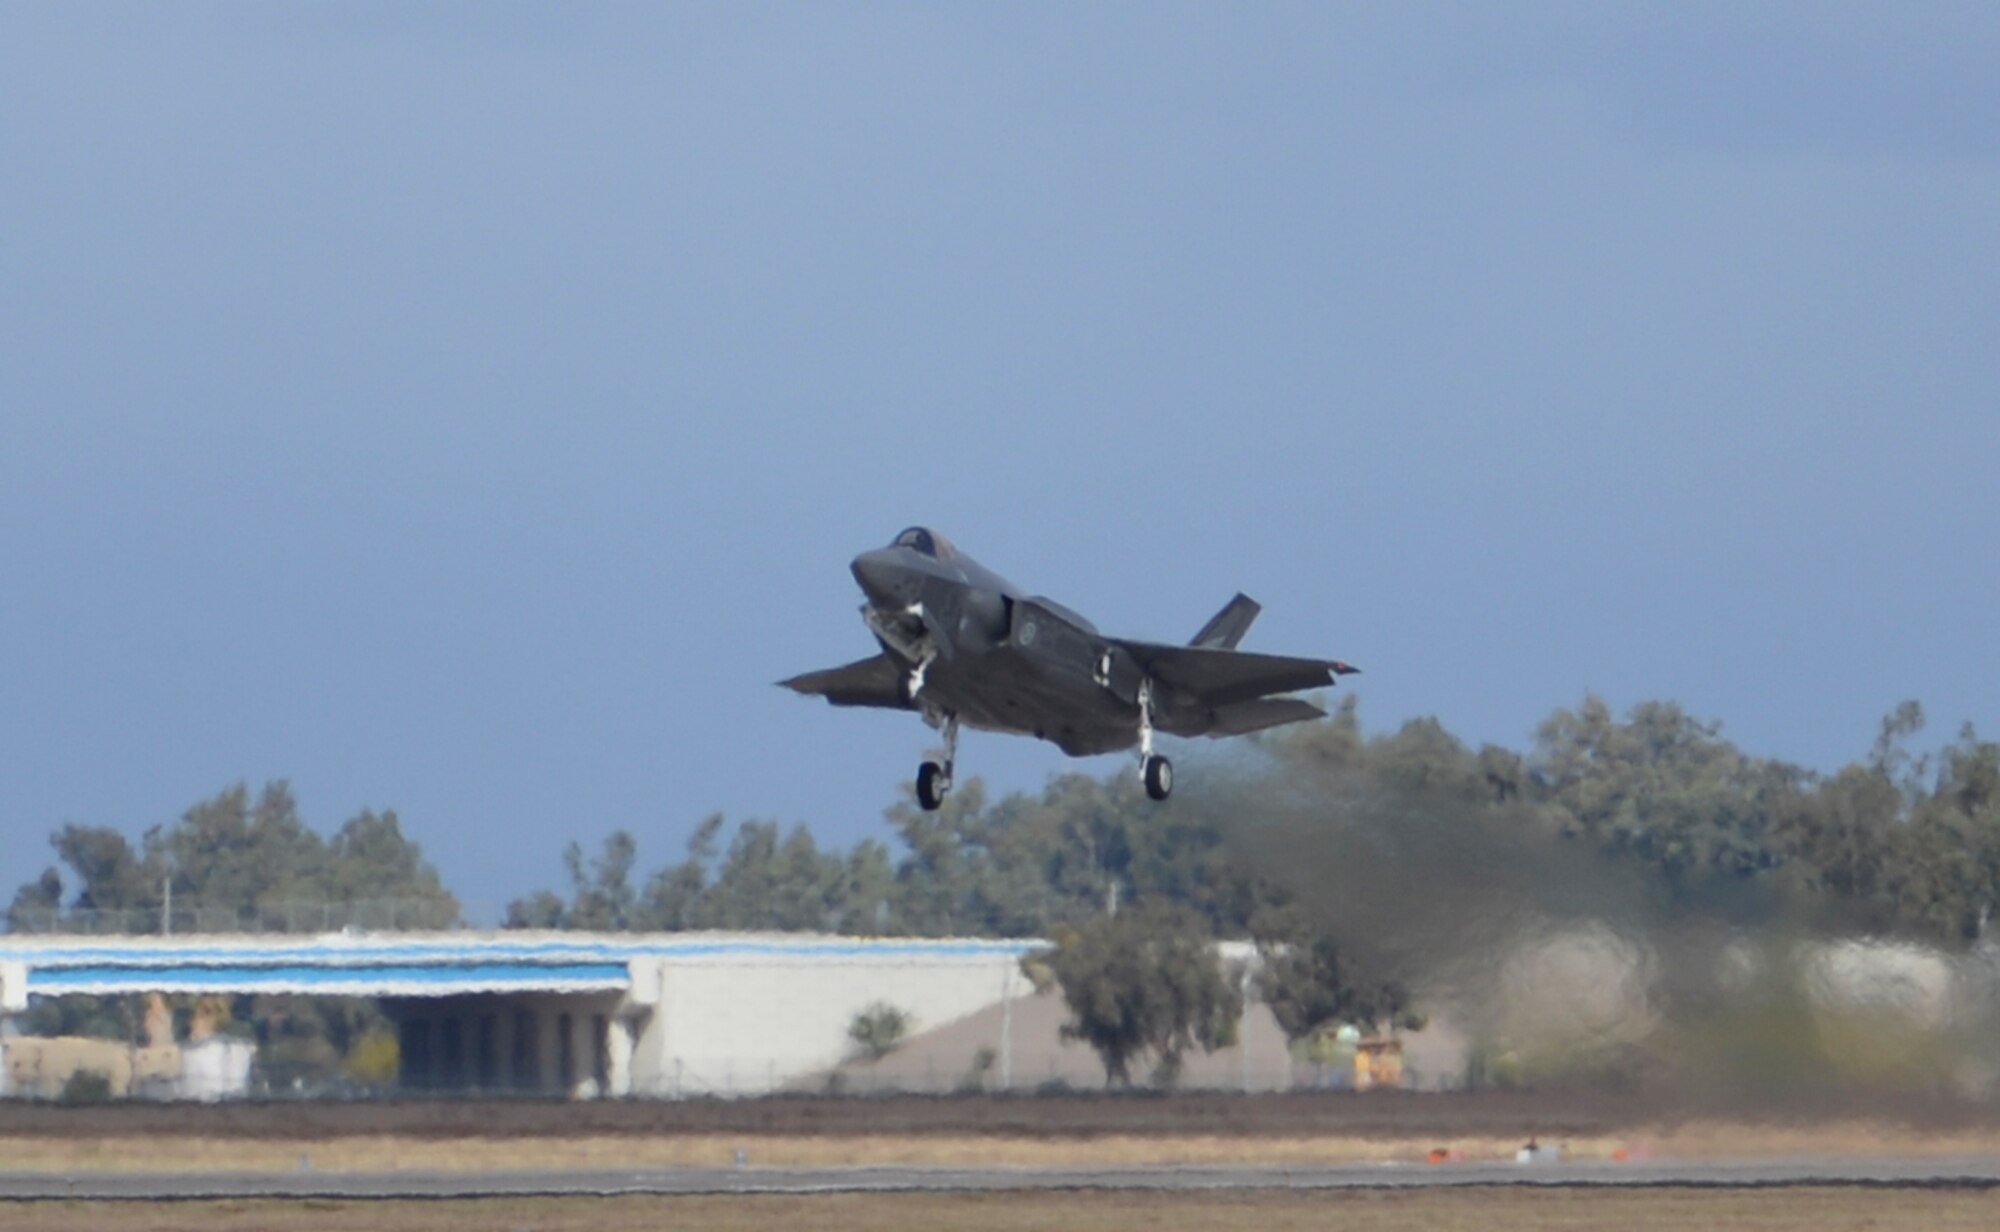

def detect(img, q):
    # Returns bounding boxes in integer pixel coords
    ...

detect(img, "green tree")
[846,1001,912,1062]
[1882,720,2000,944]
[503,889,568,929]
[6,783,454,1076]
[1533,696,1804,885]
[323,809,459,928]
[5,866,65,932]
[1252,908,1418,1046]
[1025,901,1242,1088]
[564,831,641,930]
[640,814,726,929]
[11,781,459,934]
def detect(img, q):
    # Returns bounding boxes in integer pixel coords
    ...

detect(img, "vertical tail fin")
[1190,593,1261,650]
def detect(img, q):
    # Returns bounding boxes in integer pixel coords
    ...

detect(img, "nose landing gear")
[916,712,959,811]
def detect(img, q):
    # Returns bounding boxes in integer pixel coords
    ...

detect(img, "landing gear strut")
[916,712,959,811]
[1138,678,1173,801]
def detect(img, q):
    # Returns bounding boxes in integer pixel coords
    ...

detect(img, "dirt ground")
[7,1091,2000,1173]
[8,1089,2000,1142]
[11,1190,2000,1232]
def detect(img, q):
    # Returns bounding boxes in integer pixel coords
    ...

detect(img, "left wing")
[779,654,911,709]
[1112,640,1359,709]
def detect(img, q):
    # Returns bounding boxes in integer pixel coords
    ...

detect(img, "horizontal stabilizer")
[1191,593,1260,650]
[1207,696,1326,737]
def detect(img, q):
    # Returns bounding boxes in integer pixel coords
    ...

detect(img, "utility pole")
[1239,963,1252,1093]
[999,965,1014,1091]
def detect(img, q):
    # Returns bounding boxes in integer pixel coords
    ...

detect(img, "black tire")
[917,760,948,811]
[1143,754,1173,801]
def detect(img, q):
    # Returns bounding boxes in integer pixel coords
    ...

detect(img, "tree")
[1532,696,1803,886]
[1252,910,1419,1047]
[11,781,459,935]
[504,890,568,929]
[323,809,459,928]
[5,866,64,932]
[1025,901,1241,1088]
[641,814,726,929]
[562,832,641,930]
[846,1001,912,1062]
[5,783,455,1076]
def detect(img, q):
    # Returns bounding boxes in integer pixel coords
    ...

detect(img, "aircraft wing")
[778,654,910,710]
[1112,640,1359,709]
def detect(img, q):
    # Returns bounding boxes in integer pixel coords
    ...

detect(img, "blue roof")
[0,932,1040,1000]
[29,962,631,997]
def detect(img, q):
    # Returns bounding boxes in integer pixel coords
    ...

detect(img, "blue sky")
[4,4,1996,919]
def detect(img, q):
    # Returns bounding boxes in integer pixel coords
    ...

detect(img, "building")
[0,932,1038,1097]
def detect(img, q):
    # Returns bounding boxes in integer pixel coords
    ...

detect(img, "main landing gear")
[916,712,959,811]
[1138,678,1173,801]
[912,682,1173,810]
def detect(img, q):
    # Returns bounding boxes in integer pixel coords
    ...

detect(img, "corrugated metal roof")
[0,932,1042,1001]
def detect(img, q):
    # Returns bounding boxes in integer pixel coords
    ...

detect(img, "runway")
[7,1158,2000,1200]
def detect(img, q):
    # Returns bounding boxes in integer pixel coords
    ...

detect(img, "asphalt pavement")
[6,1158,2000,1200]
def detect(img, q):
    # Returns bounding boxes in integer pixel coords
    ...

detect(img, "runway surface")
[7,1159,2000,1200]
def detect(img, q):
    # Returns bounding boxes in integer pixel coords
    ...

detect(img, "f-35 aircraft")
[782,528,1360,811]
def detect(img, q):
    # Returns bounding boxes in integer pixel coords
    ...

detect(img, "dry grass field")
[12,1190,2000,1232]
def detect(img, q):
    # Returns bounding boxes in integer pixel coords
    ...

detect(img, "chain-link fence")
[3,899,468,936]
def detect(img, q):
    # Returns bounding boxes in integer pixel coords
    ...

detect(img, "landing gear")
[917,760,949,810]
[915,712,959,811]
[1136,677,1173,801]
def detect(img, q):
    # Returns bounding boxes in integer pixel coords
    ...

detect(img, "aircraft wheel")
[1143,754,1173,801]
[917,761,949,811]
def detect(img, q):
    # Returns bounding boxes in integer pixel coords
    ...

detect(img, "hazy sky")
[4,4,1996,919]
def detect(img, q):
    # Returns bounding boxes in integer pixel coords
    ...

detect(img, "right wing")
[779,654,911,710]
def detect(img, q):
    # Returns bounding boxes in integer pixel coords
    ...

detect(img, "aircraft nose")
[851,549,914,607]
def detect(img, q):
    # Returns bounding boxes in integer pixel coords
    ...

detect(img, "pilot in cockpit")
[893,527,956,560]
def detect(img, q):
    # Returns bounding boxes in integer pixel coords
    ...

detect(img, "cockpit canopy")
[892,526,957,560]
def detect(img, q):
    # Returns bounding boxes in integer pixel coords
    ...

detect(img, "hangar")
[0,932,1038,1097]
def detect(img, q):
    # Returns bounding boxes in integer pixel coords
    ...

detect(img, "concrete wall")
[636,948,1027,1096]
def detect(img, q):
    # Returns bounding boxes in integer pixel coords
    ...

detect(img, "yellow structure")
[1354,1035,1404,1090]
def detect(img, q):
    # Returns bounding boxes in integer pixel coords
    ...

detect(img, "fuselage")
[849,530,1147,756]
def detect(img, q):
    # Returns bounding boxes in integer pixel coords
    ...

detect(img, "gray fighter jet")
[782,528,1360,810]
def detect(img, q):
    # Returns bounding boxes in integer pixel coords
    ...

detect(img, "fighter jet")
[782,527,1359,810]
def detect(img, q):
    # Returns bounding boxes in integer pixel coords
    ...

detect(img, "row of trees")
[498,699,2000,949]
[10,697,1998,1087]
[498,696,2000,1083]
[4,783,455,1085]
[7,782,459,934]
